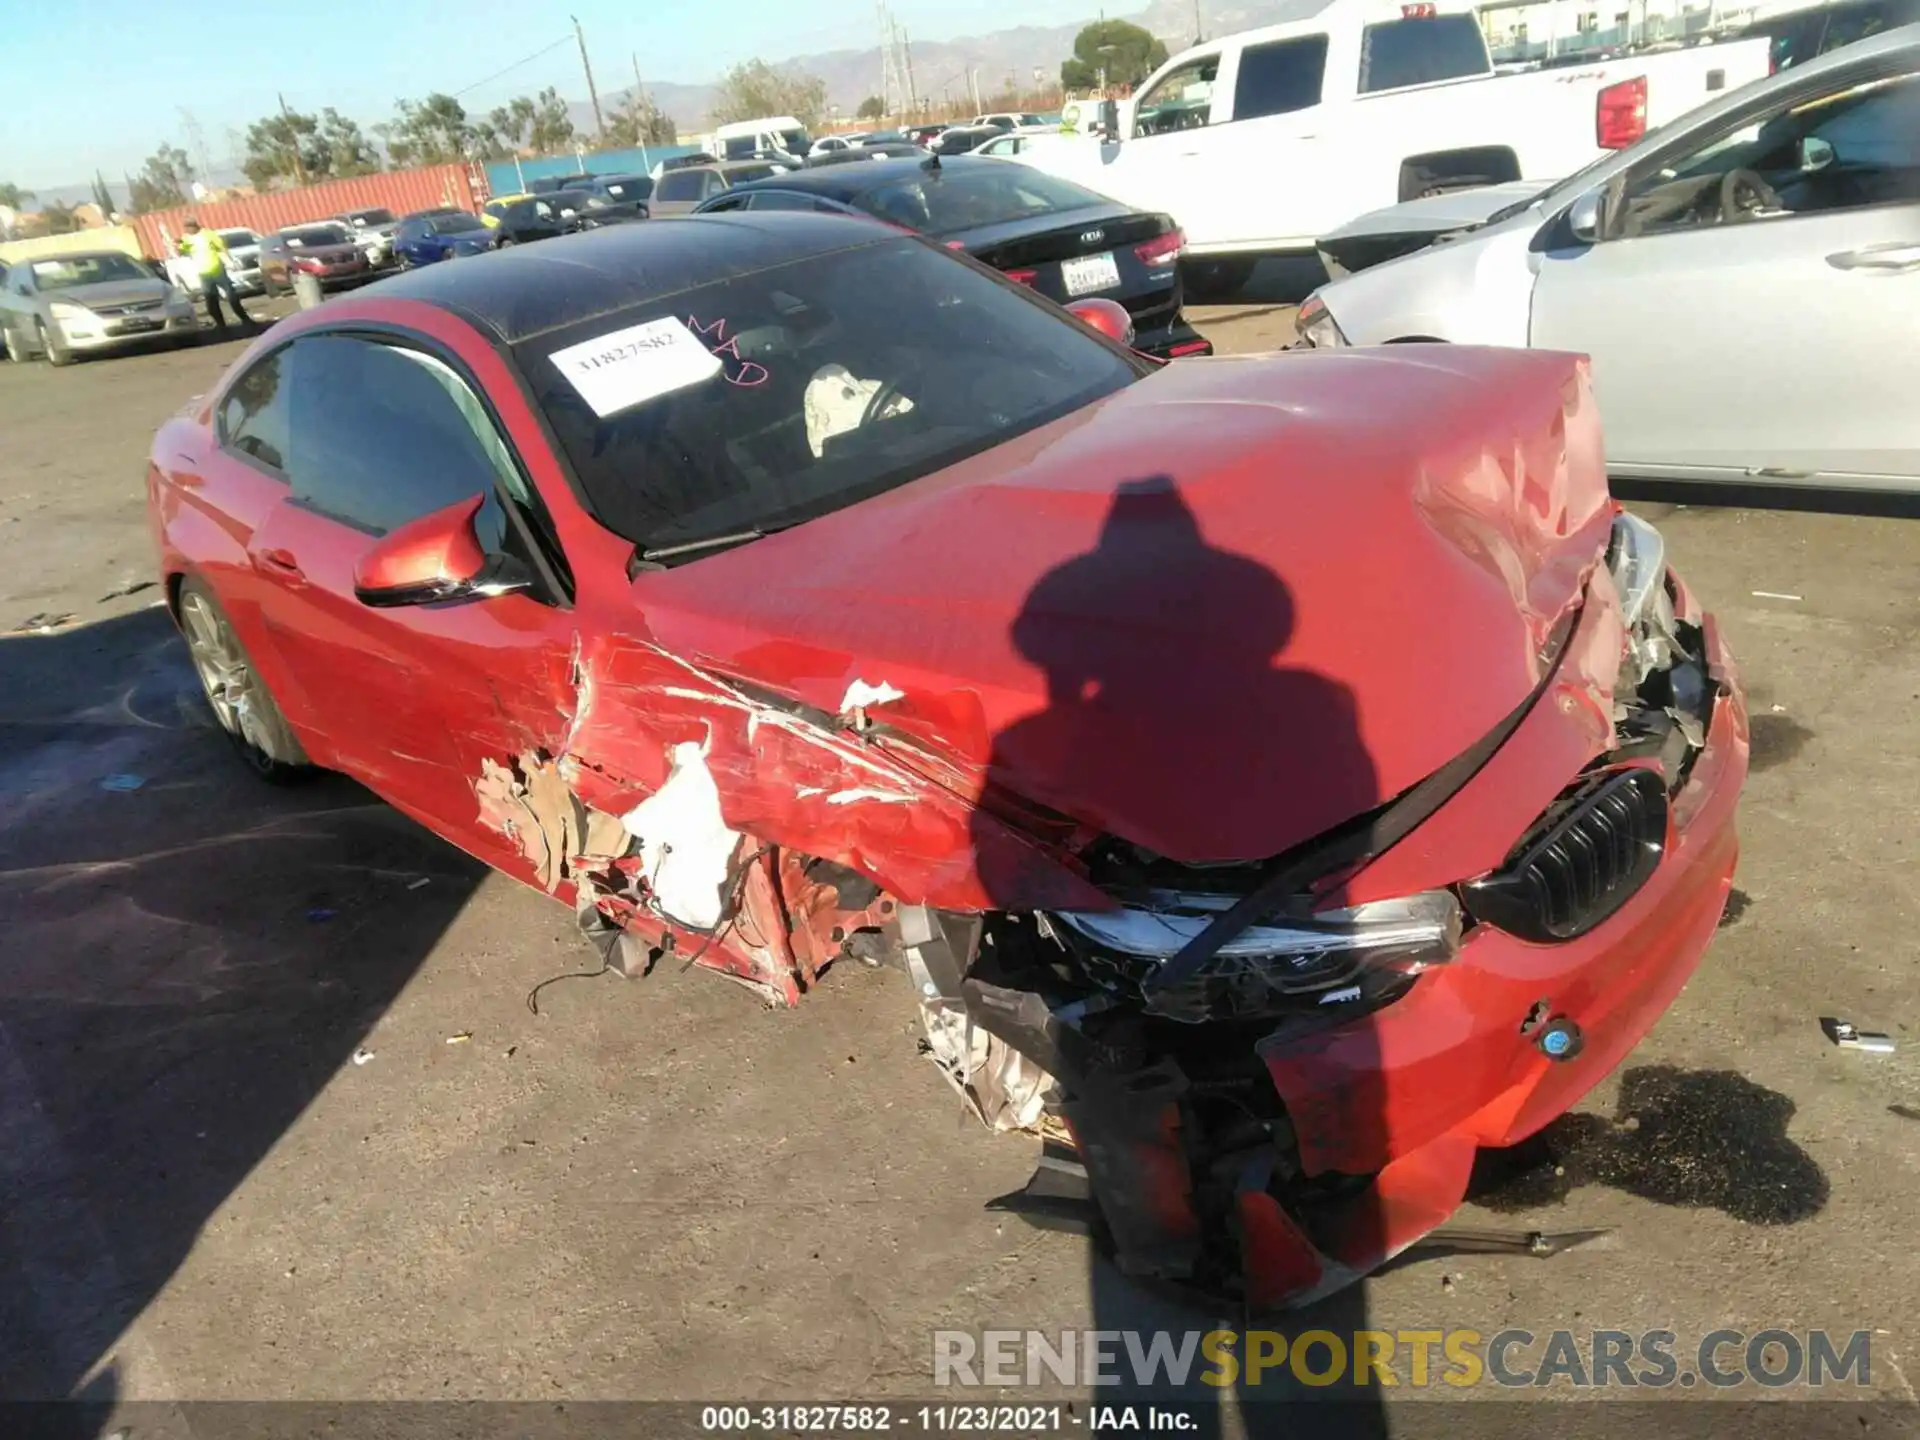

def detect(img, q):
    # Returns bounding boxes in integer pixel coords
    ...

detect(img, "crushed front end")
[893,510,1747,1307]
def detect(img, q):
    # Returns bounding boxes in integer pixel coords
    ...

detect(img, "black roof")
[724,153,999,204]
[359,211,897,346]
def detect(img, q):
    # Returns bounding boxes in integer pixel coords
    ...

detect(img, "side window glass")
[218,350,291,474]
[1233,36,1329,119]
[284,336,511,539]
[1618,72,1920,238]
[749,191,816,210]
[1134,57,1219,137]
[703,194,751,212]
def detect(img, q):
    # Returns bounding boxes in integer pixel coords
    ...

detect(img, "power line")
[452,34,576,100]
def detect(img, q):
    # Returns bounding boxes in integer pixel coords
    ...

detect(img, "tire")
[3,325,27,363]
[38,320,73,367]
[176,577,313,782]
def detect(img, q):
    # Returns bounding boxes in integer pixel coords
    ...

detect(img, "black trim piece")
[1147,634,1573,992]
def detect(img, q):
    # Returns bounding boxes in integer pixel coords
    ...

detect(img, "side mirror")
[352,495,531,608]
[1798,136,1835,172]
[1099,99,1120,140]
[1566,187,1605,244]
[1066,296,1136,348]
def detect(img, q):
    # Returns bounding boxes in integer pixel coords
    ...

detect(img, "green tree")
[527,87,577,154]
[478,95,539,158]
[128,144,193,212]
[710,59,828,129]
[1060,19,1168,90]
[320,108,380,176]
[91,172,115,217]
[0,181,32,210]
[41,200,81,235]
[243,110,326,189]
[604,90,677,148]
[856,94,885,120]
[377,93,474,167]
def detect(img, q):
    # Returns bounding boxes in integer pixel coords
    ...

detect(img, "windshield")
[349,207,396,225]
[778,128,809,153]
[284,225,351,247]
[516,236,1142,560]
[31,254,151,289]
[432,213,487,234]
[602,176,653,200]
[218,229,257,246]
[722,136,756,159]
[862,165,1107,233]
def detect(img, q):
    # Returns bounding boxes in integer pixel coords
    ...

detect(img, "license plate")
[1061,251,1121,297]
[118,318,160,333]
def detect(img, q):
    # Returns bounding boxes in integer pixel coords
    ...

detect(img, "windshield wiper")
[1482,184,1558,227]
[630,527,777,572]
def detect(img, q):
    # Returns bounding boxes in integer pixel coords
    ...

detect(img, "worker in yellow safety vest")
[178,217,260,340]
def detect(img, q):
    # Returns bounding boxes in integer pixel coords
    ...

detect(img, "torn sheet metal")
[918,998,1055,1133]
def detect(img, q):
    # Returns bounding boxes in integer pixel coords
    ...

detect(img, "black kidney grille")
[1465,767,1669,942]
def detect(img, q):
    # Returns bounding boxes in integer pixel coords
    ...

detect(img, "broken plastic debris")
[839,678,905,713]
[98,773,146,792]
[351,1047,376,1066]
[406,876,431,890]
[1823,1017,1895,1054]
[1750,591,1802,602]
[446,1032,473,1045]
[98,579,159,602]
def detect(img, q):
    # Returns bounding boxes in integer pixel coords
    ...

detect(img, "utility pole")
[903,31,918,115]
[1193,0,1204,42]
[968,65,982,112]
[573,15,606,141]
[278,93,308,185]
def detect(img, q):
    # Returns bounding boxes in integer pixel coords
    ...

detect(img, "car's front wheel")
[37,320,73,367]
[176,577,312,782]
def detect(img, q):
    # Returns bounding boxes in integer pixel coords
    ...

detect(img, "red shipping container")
[133,163,489,258]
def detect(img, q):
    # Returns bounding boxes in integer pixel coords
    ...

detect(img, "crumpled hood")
[630,346,1612,864]
[1319,180,1555,243]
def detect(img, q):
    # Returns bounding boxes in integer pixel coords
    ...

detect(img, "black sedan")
[491,189,639,247]
[691,155,1211,360]
[576,173,654,220]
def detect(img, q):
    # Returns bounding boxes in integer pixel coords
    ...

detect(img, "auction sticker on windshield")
[550,316,723,417]
[1061,251,1120,297]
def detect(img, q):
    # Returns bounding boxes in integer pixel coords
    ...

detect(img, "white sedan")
[1297,25,1920,493]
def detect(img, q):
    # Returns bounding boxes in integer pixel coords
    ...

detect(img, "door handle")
[254,547,306,583]
[1827,242,1920,273]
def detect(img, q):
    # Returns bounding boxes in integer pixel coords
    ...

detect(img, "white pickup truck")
[1019,0,1771,281]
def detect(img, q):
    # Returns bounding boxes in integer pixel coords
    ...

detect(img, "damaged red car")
[147,214,1748,1307]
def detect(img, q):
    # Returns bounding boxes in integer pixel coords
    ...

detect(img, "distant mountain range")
[580,0,1297,134]
[30,0,1301,207]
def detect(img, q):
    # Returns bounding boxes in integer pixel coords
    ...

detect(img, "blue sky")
[3,0,1098,191]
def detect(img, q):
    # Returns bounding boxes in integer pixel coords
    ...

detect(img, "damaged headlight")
[1292,294,1348,349]
[1607,510,1679,688]
[1049,890,1461,1024]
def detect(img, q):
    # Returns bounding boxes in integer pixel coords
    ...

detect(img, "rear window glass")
[515,237,1140,559]
[1233,36,1330,118]
[283,225,351,247]
[860,166,1103,232]
[1358,15,1488,92]
[602,177,653,200]
[658,171,708,200]
[431,213,486,234]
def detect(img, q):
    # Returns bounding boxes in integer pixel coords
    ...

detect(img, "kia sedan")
[148,214,1747,1307]
[695,155,1212,359]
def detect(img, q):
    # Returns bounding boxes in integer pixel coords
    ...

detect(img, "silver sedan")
[1299,25,1920,493]
[1,250,200,366]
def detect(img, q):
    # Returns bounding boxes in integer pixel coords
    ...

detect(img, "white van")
[712,116,810,163]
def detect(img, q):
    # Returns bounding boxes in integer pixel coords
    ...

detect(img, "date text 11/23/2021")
[699,1404,1200,1432]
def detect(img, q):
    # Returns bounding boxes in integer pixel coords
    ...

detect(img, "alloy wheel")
[180,590,272,756]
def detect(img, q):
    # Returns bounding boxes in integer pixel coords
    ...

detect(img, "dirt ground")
[3,278,1918,1435]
